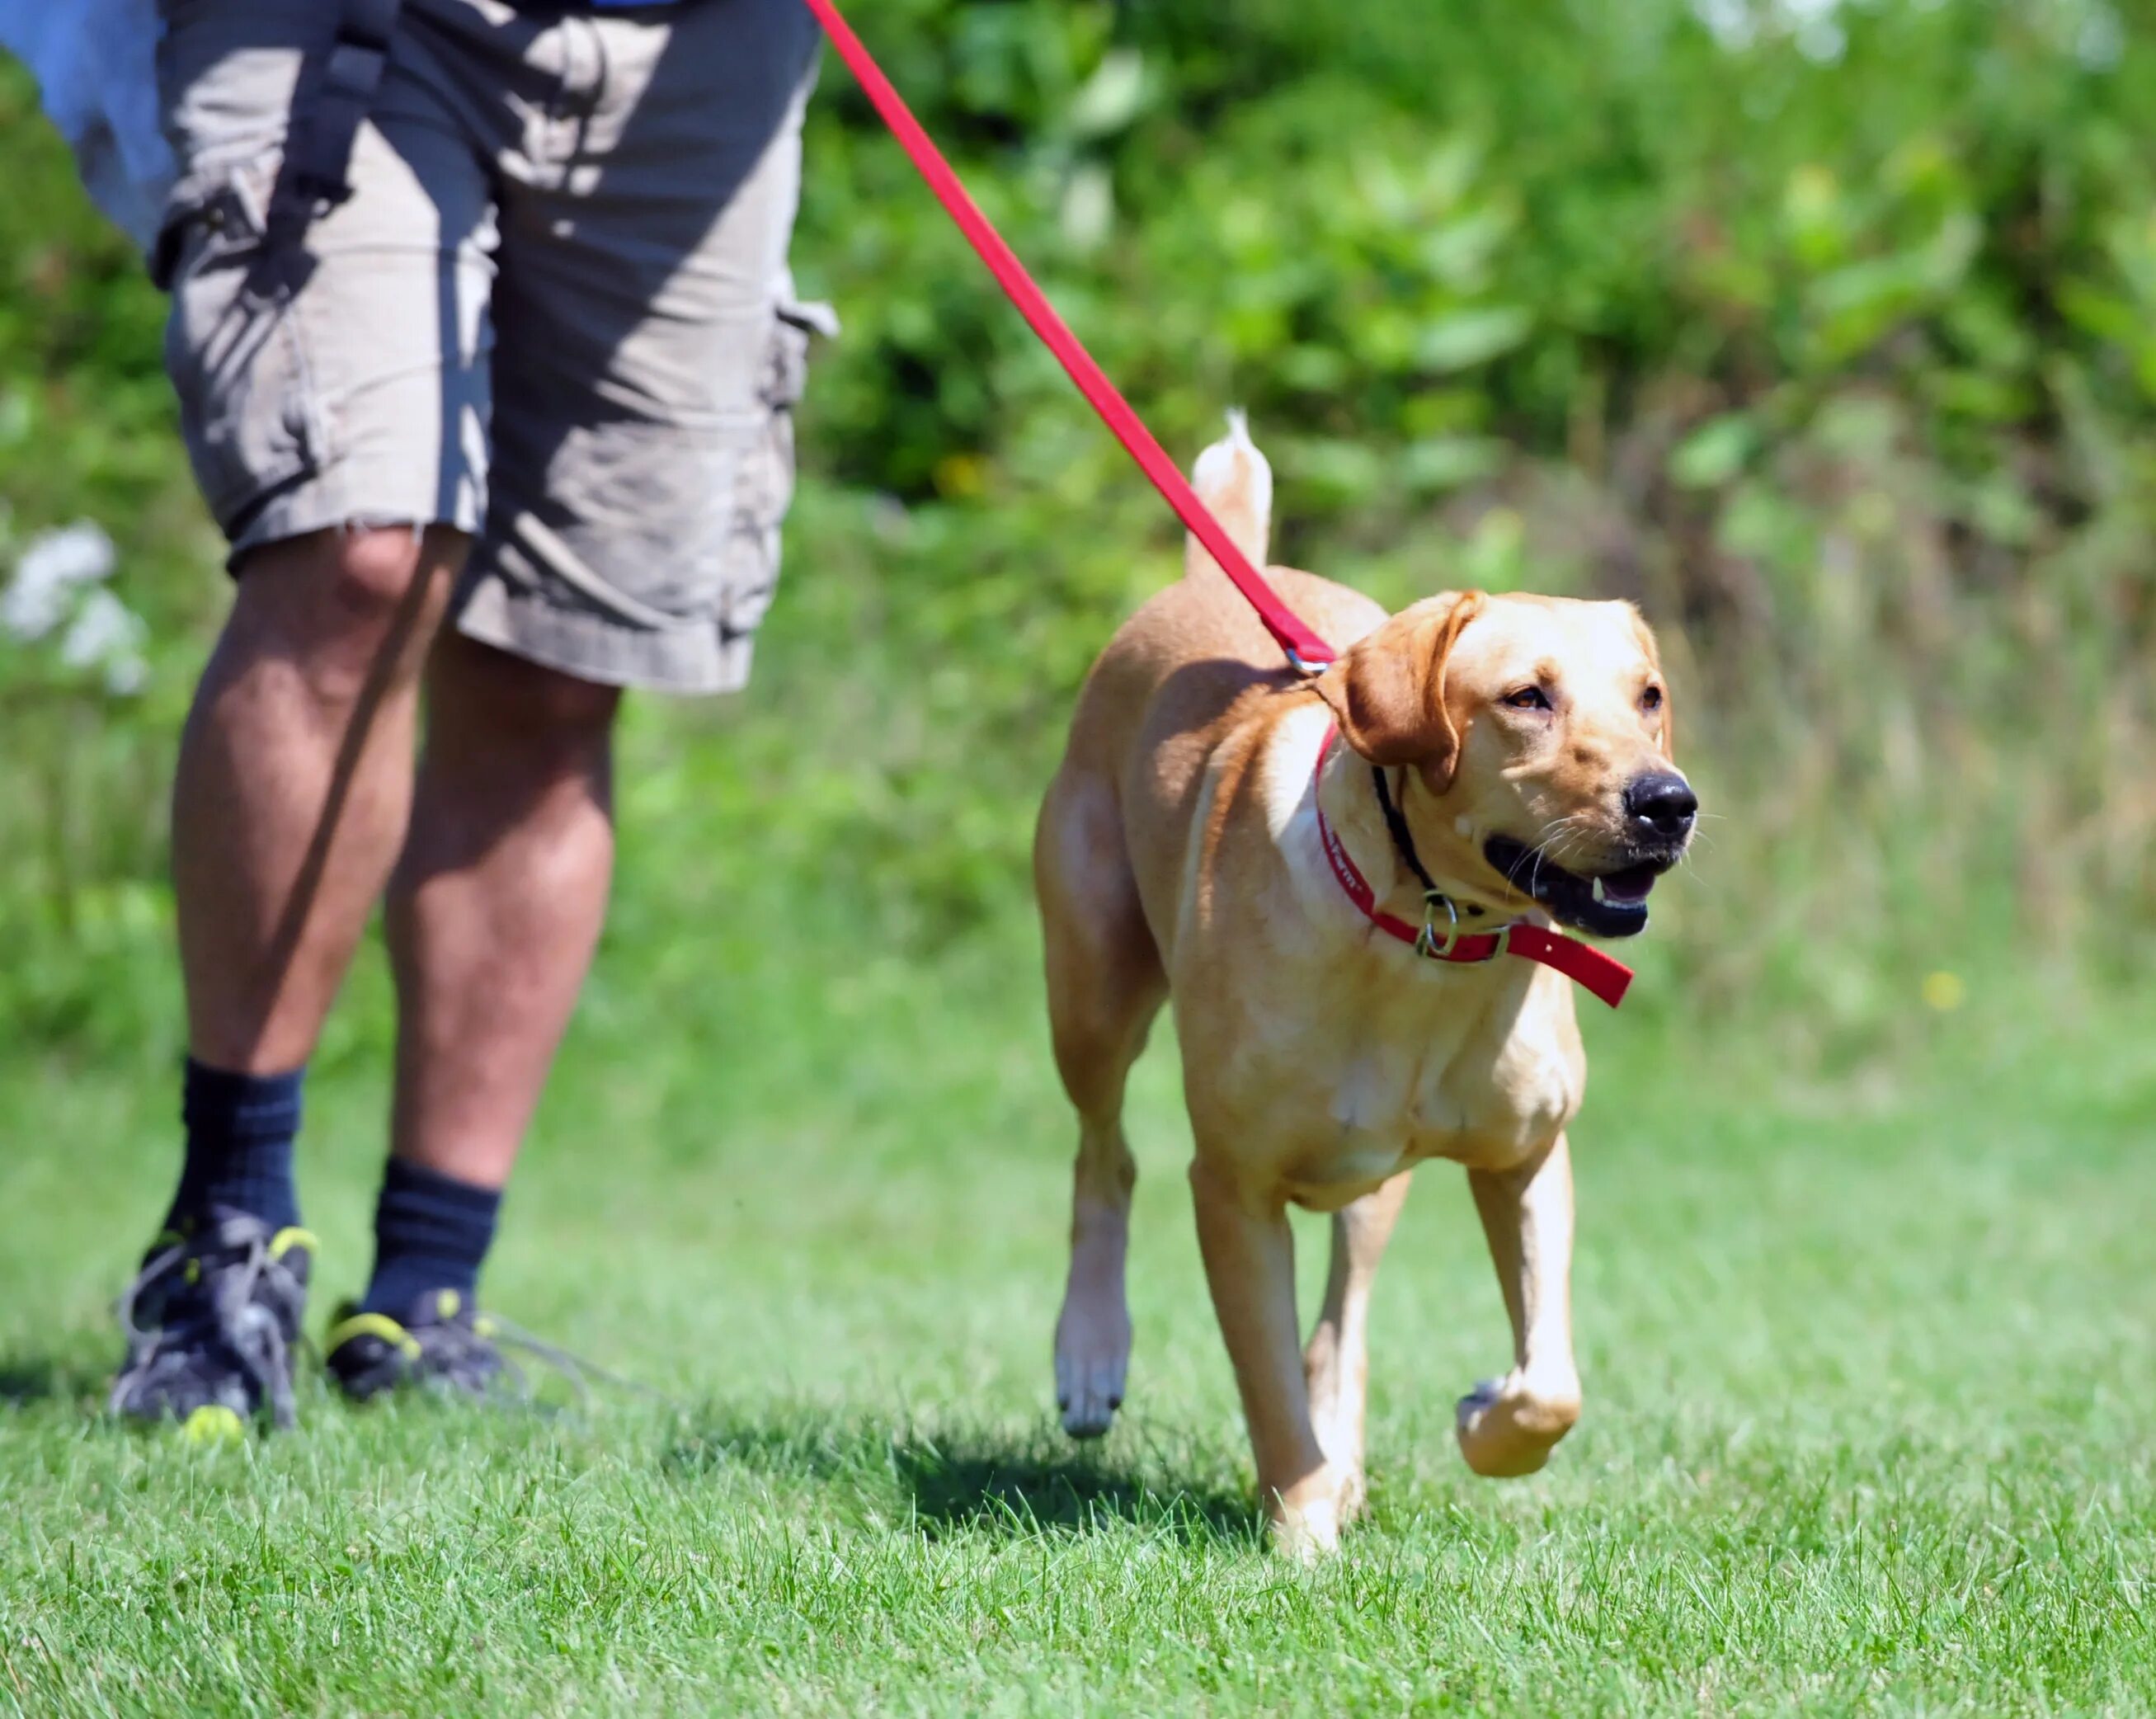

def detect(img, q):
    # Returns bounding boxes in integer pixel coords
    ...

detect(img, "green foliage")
[5,1,2156,1066]
[4,19,2155,1705]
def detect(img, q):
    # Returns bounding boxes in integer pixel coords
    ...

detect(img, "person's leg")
[356,633,619,1316]
[113,527,464,1433]
[122,0,496,1428]
[164,524,464,1214]
[336,0,822,1341]
[149,0,497,1238]
[163,525,461,1247]
[322,0,824,1399]
[176,528,464,1075]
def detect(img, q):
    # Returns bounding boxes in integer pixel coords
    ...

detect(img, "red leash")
[807,4,1633,1009]
[799,0,1337,671]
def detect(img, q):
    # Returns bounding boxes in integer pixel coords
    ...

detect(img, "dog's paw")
[1053,1297,1130,1440]
[1335,1464,1368,1525]
[1454,1373,1582,1478]
[1267,1473,1346,1561]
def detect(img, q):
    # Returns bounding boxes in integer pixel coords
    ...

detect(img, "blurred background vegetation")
[2,0,2151,1084]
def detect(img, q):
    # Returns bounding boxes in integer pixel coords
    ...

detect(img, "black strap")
[1371,766,1491,919]
[264,0,405,253]
[1369,765,1441,897]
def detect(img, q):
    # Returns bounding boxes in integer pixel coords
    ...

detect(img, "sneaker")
[110,1209,316,1438]
[322,1289,561,1404]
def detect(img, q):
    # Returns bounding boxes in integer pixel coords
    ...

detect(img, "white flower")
[102,652,151,697]
[1691,0,1848,59]
[2,520,117,642]
[1691,0,1755,49]
[59,585,148,684]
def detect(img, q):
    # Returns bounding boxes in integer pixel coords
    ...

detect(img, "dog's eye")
[1503,686,1551,711]
[1641,685,1664,712]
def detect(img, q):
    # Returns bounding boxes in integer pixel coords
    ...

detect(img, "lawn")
[6,0,2154,1707]
[0,904,2150,1717]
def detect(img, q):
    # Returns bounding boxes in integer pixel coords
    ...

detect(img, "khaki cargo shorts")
[155,0,828,693]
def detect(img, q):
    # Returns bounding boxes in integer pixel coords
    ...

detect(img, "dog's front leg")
[1457,1131,1584,1478]
[1303,1169,1413,1524]
[1189,1156,1341,1558]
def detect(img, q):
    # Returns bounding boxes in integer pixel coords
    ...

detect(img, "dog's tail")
[1184,409,1272,582]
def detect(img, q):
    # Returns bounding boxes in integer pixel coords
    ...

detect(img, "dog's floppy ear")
[1314,591,1484,788]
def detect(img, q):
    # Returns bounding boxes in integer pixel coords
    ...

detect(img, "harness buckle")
[1415,891,1462,958]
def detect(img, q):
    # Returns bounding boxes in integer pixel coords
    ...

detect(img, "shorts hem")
[225,460,485,571]
[454,572,756,695]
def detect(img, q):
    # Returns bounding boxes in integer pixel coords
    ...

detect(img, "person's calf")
[175,525,468,1076]
[386,636,621,1190]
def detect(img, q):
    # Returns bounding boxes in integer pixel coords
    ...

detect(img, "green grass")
[2,913,2153,1716]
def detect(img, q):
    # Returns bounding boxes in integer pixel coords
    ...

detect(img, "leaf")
[1059,164,1113,252]
[1413,306,1532,374]
[1418,206,1516,291]
[1065,49,1146,142]
[1278,344,1351,392]
[1669,414,1757,489]
[1401,436,1509,492]
[1783,164,1848,271]
[1291,437,1386,502]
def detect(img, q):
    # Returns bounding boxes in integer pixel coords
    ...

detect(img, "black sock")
[167,1057,304,1233]
[361,1158,501,1316]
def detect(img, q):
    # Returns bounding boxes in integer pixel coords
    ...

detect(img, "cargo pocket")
[156,162,324,548]
[719,293,835,648]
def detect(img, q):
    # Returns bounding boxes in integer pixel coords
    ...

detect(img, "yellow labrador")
[1033,418,1694,1556]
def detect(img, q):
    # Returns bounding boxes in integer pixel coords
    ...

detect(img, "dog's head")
[1315,591,1694,938]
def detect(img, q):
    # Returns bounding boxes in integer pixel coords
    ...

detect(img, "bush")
[2,0,2152,1066]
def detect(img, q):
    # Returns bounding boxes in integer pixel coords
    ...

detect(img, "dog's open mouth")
[1482,836,1675,939]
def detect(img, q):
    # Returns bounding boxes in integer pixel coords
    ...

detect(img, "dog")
[1033,417,1695,1556]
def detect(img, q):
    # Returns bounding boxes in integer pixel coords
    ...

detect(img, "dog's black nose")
[1624,771,1697,840]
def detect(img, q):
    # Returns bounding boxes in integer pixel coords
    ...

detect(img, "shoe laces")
[112,1216,310,1430]
[464,1309,674,1411]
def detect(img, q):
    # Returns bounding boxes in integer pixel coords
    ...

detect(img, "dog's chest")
[1277,1009,1583,1207]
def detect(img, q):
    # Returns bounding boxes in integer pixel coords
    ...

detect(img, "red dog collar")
[1311,726,1633,1010]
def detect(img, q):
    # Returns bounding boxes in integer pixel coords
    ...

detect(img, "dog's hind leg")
[1036,770,1165,1440]
[1303,1168,1414,1523]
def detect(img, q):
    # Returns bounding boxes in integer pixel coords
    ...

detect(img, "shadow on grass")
[0,1354,101,1407]
[666,1408,1259,1546]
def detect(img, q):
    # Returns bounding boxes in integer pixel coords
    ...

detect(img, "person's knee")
[429,633,621,778]
[325,525,444,619]
[227,525,467,707]
[494,652,622,738]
